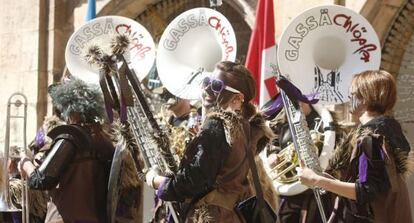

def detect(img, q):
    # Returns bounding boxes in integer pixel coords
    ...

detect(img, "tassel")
[84,44,103,65]
[111,34,131,55]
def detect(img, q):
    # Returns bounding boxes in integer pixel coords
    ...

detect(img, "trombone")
[0,92,29,223]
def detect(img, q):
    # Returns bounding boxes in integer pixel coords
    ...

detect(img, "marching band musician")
[263,98,334,223]
[18,78,115,223]
[160,88,200,157]
[160,88,196,127]
[152,88,200,223]
[1,116,63,223]
[297,70,413,222]
[145,61,275,222]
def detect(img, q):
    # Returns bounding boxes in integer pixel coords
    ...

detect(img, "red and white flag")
[245,0,278,107]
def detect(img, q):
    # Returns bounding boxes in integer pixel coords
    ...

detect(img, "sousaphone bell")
[265,5,381,196]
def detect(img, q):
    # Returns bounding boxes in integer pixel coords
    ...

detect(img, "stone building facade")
[1,0,414,221]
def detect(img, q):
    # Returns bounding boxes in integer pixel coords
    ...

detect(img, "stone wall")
[395,24,414,218]
[0,0,41,150]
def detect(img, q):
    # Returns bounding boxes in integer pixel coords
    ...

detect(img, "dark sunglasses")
[201,76,241,94]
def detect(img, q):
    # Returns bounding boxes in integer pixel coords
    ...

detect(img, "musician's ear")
[234,93,244,103]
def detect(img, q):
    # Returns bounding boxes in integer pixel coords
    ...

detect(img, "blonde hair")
[350,70,397,114]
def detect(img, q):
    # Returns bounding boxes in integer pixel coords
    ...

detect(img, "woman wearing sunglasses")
[297,70,412,222]
[145,61,274,222]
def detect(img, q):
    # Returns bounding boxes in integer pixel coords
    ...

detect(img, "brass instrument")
[268,119,323,184]
[159,105,197,160]
[0,92,29,223]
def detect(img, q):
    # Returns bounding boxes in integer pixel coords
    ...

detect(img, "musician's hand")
[296,165,322,187]
[267,153,279,168]
[145,166,161,189]
[18,156,33,178]
[33,152,45,167]
[7,159,19,176]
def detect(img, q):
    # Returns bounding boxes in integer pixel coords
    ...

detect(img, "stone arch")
[98,0,255,61]
[360,0,414,76]
[98,0,256,25]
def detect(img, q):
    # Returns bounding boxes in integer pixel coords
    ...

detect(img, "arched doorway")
[98,0,254,62]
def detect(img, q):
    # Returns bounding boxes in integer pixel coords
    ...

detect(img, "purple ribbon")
[358,139,386,183]
[276,76,319,104]
[358,148,368,183]
[12,212,22,223]
[156,178,168,199]
[35,128,45,148]
[155,178,175,223]
[262,94,283,117]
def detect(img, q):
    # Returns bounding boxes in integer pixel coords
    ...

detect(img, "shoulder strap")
[242,128,265,204]
[240,124,270,223]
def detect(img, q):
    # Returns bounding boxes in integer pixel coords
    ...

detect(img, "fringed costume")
[110,121,144,222]
[156,108,275,222]
[326,116,413,222]
[24,79,115,223]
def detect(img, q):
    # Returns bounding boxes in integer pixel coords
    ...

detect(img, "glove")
[145,165,161,189]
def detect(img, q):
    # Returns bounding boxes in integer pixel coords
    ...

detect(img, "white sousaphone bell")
[156,7,237,100]
[278,5,381,105]
[265,5,381,196]
[65,16,156,84]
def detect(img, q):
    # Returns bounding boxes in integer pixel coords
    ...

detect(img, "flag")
[245,0,278,107]
[85,0,96,21]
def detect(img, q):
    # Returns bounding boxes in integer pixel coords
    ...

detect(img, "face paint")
[349,92,362,114]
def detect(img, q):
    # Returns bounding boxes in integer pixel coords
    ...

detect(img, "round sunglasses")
[201,76,241,94]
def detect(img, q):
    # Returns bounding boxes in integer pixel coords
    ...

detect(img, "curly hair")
[48,78,104,123]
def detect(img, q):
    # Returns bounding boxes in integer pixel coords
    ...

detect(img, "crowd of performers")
[1,61,413,223]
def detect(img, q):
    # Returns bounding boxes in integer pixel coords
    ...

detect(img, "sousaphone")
[278,5,381,105]
[65,16,156,84]
[266,5,381,196]
[156,7,237,100]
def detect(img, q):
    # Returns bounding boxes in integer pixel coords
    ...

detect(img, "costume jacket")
[27,124,114,223]
[327,116,412,223]
[157,110,250,223]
